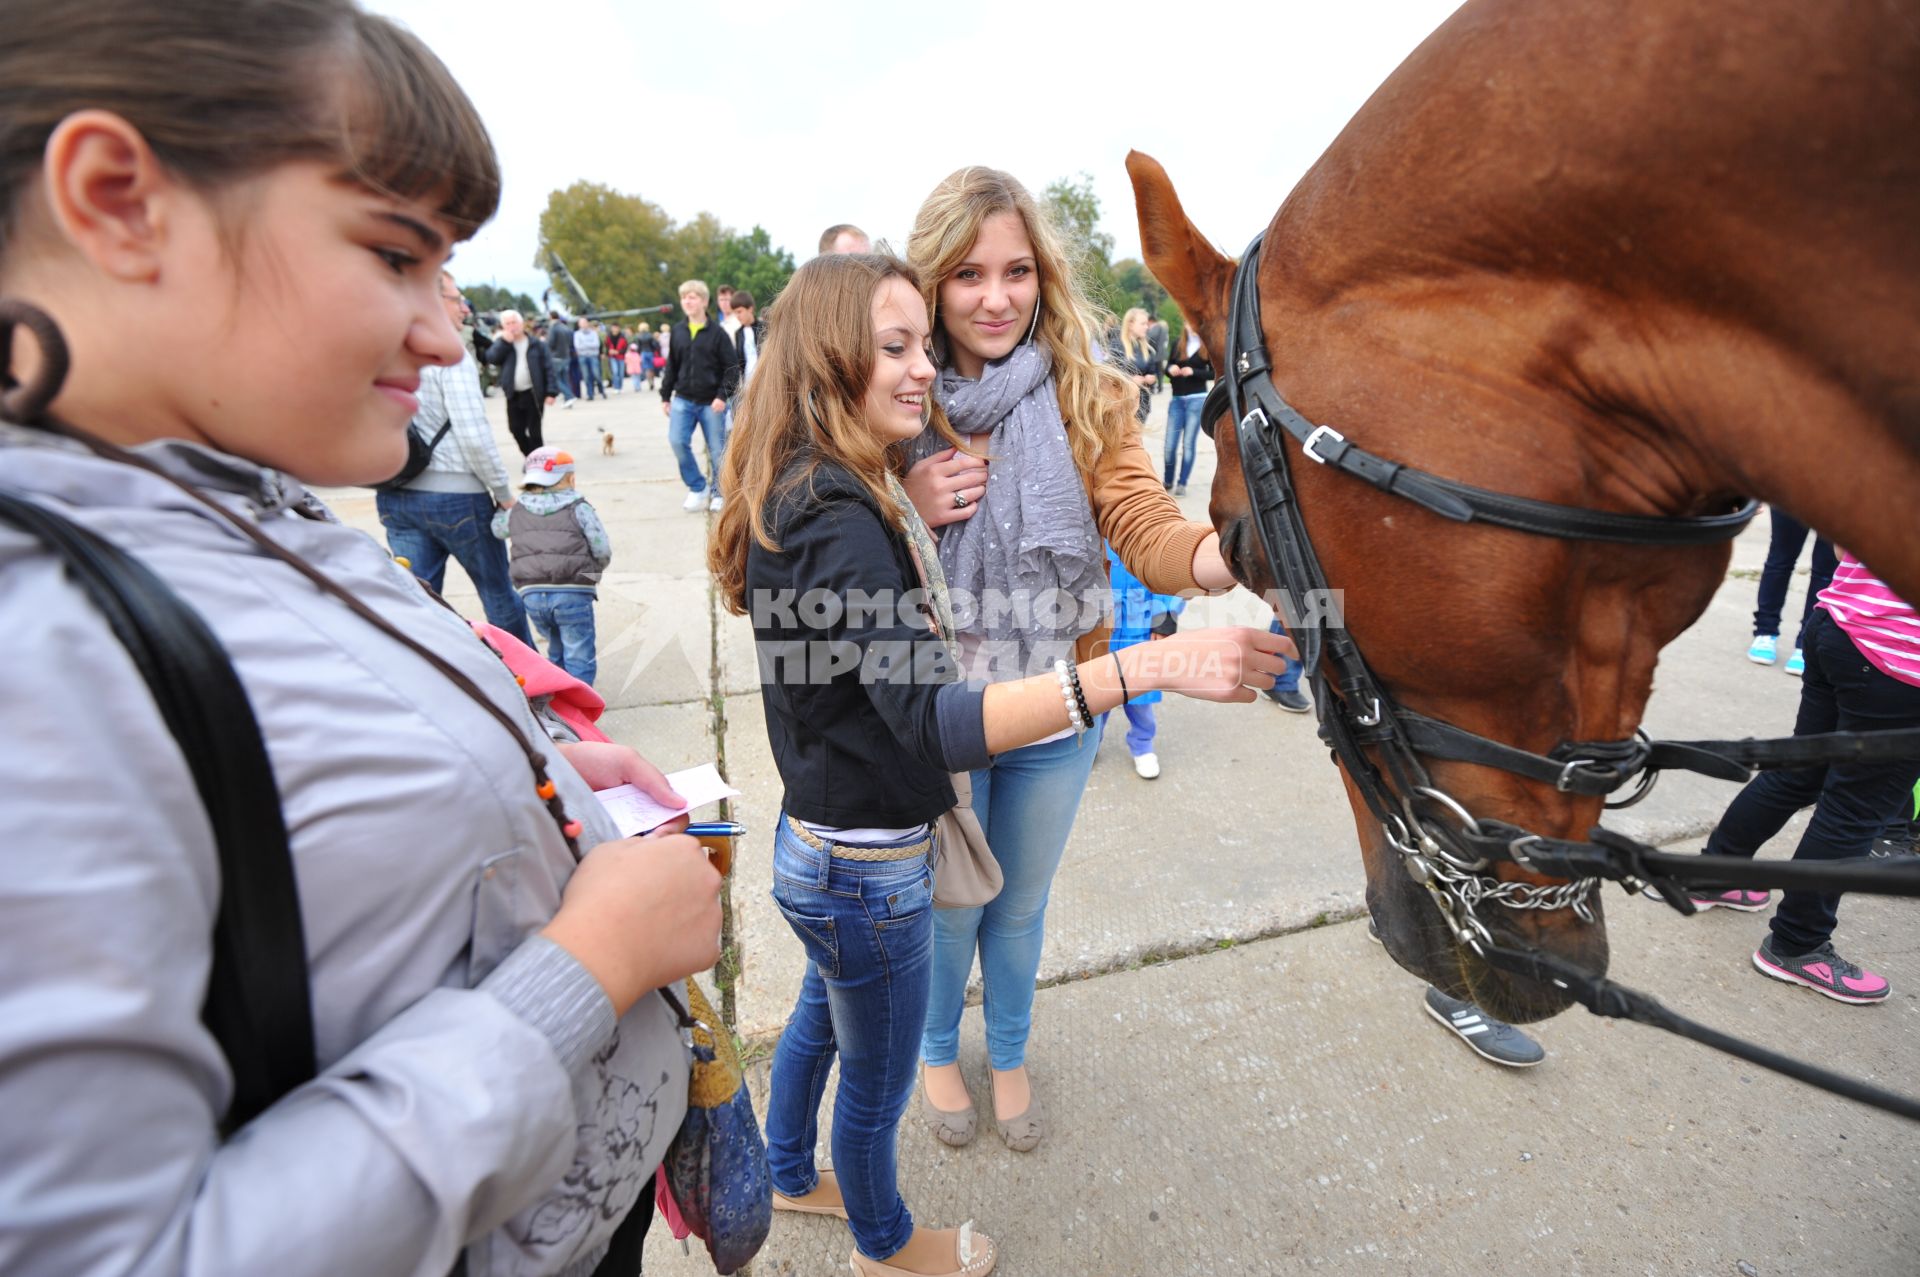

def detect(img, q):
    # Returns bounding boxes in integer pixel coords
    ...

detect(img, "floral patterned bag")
[655,978,771,1274]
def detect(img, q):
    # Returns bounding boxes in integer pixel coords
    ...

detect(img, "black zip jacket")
[1167,347,1215,398]
[659,317,742,404]
[746,460,989,826]
[484,335,560,397]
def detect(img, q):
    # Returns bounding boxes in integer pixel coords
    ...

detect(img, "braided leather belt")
[784,816,931,861]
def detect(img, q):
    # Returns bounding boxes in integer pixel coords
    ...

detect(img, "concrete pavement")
[317,383,1917,1276]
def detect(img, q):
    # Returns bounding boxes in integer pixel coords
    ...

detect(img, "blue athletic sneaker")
[1784,647,1805,676]
[1747,634,1778,665]
[1423,987,1546,1067]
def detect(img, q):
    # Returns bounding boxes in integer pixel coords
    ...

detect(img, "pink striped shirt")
[1816,552,1920,687]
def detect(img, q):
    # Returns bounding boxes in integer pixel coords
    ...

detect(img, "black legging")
[1705,609,1920,952]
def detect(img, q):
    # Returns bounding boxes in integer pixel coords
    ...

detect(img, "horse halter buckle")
[1301,424,1345,465]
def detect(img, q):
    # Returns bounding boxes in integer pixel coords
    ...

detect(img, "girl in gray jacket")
[0,4,722,1276]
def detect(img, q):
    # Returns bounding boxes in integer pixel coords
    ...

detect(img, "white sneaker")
[1132,752,1161,780]
[709,495,725,513]
[561,399,574,410]
[681,491,709,512]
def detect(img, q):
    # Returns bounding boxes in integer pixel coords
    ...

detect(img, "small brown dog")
[598,428,616,456]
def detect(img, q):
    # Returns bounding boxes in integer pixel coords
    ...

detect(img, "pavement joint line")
[704,526,742,1029]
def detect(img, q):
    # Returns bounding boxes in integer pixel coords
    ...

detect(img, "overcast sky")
[367,0,1464,301]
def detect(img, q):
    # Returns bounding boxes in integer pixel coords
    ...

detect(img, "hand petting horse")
[1129,0,1920,1025]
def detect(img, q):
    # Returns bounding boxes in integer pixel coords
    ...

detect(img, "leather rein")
[1206,233,1920,1122]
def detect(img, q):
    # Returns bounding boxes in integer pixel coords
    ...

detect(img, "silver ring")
[953,492,971,509]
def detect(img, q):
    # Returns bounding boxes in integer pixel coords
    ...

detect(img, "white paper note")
[594,762,740,837]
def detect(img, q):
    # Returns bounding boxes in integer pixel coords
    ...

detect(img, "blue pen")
[684,821,747,839]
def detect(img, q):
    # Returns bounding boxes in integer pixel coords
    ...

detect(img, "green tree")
[661,218,795,318]
[700,226,796,311]
[662,210,731,300]
[537,182,799,323]
[463,282,538,316]
[1109,258,1168,318]
[1043,172,1123,316]
[536,180,675,312]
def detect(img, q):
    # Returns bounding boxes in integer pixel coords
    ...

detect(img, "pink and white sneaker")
[1752,936,1890,1004]
[1688,887,1773,913]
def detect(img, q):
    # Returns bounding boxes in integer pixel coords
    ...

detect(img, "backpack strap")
[0,488,314,1135]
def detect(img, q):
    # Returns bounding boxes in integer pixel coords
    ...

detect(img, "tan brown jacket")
[1073,429,1211,662]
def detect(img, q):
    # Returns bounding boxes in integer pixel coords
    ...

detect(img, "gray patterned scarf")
[913,343,1106,679]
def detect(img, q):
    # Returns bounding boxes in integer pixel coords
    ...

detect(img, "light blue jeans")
[521,588,597,686]
[668,394,727,495]
[766,817,934,1262]
[1164,392,1207,487]
[1101,701,1156,756]
[921,719,1103,1071]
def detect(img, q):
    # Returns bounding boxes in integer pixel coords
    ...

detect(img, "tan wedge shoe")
[918,1063,976,1147]
[850,1222,996,1277]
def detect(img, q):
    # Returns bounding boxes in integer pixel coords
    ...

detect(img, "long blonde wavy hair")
[708,252,962,615]
[906,167,1136,476]
[1119,307,1152,362]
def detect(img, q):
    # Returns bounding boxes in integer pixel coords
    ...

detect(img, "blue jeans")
[765,818,935,1262]
[521,588,597,686]
[1263,618,1304,696]
[1164,392,1206,487]
[1100,701,1157,755]
[922,720,1104,1072]
[1705,610,1920,953]
[607,359,624,391]
[1753,507,1837,647]
[550,352,576,401]
[375,488,533,646]
[577,354,601,400]
[668,395,728,495]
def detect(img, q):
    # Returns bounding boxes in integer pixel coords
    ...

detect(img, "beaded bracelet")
[1054,658,1087,733]
[1066,659,1095,728]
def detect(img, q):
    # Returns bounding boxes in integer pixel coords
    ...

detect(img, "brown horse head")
[1129,0,1920,1022]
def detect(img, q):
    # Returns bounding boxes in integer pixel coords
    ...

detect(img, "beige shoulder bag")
[886,475,1002,909]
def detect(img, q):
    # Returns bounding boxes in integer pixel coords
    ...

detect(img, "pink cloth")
[656,1170,693,1242]
[471,621,612,742]
[1816,552,1920,687]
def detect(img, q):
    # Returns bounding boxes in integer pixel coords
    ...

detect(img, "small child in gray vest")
[491,447,612,685]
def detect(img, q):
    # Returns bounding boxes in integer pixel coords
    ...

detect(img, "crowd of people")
[2,5,1915,1277]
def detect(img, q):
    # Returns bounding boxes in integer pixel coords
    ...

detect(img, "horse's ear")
[1127,151,1233,341]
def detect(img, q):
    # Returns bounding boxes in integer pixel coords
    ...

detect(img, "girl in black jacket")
[707,253,1286,1277]
[1164,326,1215,493]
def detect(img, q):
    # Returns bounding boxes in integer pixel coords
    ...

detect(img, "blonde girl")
[900,166,1242,1153]
[1115,305,1159,421]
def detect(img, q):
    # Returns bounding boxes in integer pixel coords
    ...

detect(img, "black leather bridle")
[1208,232,1920,1121]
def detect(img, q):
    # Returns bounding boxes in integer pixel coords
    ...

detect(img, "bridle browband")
[1211,232,1920,1122]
